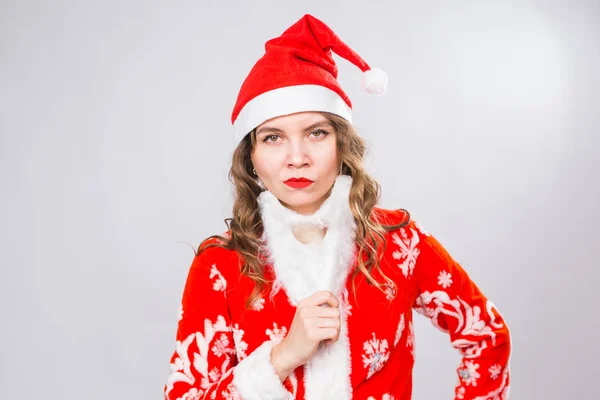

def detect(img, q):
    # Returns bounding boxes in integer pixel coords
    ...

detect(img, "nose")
[287,140,310,169]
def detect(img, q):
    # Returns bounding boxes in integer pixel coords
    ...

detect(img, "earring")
[252,168,266,190]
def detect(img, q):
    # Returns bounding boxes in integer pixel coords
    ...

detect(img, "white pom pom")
[360,67,388,95]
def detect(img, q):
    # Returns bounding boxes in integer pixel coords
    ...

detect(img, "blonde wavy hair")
[198,112,409,308]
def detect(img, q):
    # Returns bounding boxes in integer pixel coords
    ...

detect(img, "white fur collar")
[257,174,357,304]
[257,174,356,400]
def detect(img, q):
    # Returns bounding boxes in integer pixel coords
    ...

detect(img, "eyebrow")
[255,120,333,136]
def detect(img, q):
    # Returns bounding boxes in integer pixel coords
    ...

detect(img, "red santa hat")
[231,13,388,142]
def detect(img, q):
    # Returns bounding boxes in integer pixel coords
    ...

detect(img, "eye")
[310,129,329,138]
[262,134,280,143]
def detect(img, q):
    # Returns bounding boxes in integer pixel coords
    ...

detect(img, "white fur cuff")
[232,340,292,400]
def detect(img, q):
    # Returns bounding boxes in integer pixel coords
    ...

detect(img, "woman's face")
[251,111,340,215]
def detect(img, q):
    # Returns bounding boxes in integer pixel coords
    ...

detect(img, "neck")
[292,224,328,245]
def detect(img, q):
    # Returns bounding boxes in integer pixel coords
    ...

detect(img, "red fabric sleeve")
[163,248,241,400]
[410,220,512,400]
[163,245,293,400]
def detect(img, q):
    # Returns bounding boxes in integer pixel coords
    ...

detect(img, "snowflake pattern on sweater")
[164,208,511,400]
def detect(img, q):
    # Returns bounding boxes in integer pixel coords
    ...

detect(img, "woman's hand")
[270,290,341,381]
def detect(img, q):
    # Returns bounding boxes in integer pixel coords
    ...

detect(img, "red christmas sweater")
[164,175,511,400]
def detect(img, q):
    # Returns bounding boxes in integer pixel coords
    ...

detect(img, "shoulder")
[190,233,242,279]
[374,211,450,264]
[372,207,433,243]
[372,206,411,227]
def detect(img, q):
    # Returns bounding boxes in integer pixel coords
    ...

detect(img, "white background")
[1,0,598,398]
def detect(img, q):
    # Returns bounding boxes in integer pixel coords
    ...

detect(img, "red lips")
[285,177,313,182]
[284,177,313,188]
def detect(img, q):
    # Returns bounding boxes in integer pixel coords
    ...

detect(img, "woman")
[164,14,511,400]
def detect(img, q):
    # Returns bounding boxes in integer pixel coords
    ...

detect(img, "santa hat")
[231,14,388,142]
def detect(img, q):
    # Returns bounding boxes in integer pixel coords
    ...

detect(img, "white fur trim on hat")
[232,84,352,143]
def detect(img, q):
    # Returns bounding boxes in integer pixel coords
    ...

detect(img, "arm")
[409,220,511,400]
[164,246,292,400]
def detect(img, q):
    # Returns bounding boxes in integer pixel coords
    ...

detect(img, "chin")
[281,195,316,207]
